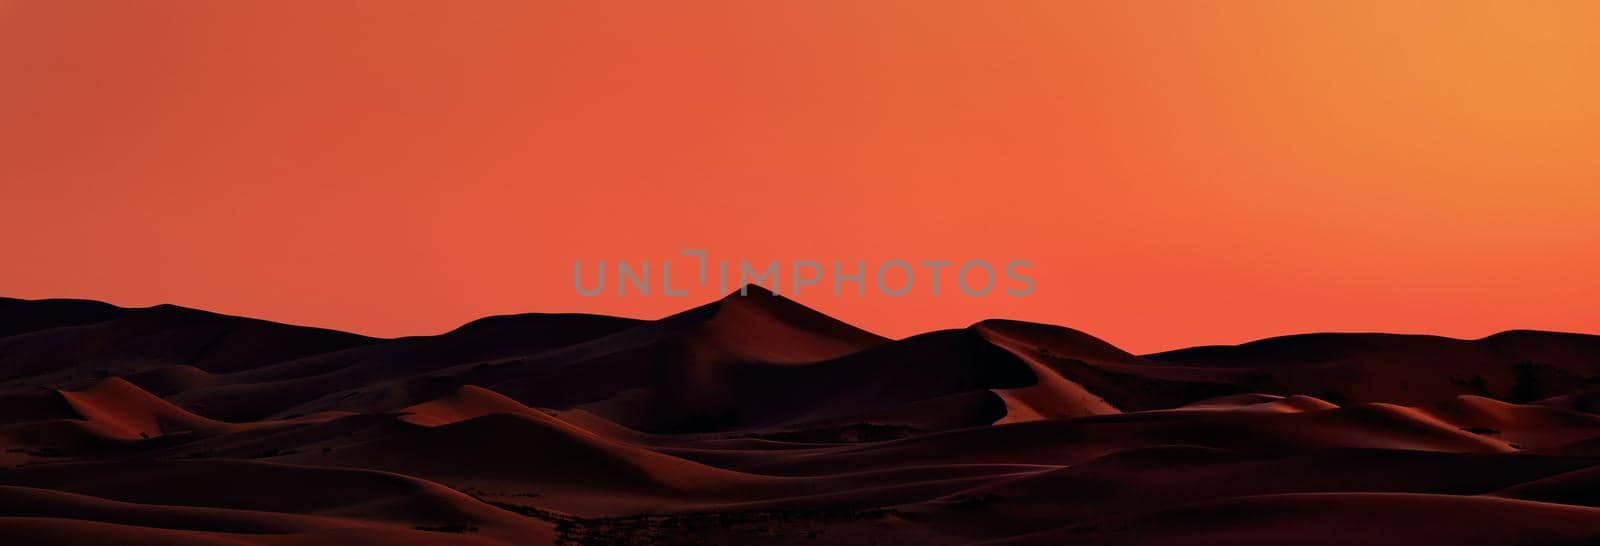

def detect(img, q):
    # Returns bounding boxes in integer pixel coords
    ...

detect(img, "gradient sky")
[3,1,1596,352]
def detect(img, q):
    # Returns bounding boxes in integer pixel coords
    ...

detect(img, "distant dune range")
[3,290,1600,545]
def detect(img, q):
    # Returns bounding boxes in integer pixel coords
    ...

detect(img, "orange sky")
[2,1,1596,352]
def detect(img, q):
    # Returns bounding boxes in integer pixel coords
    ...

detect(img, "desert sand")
[3,290,1599,544]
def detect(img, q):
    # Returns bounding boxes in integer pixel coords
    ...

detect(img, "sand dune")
[3,293,1600,544]
[0,301,375,391]
[0,460,555,545]
[1177,393,1340,413]
[56,377,225,439]
[397,385,555,427]
[1148,330,1600,406]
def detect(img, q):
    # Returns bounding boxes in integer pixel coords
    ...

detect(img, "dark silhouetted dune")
[1147,330,1600,406]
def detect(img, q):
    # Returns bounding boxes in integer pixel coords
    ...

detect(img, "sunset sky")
[3,1,1596,352]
